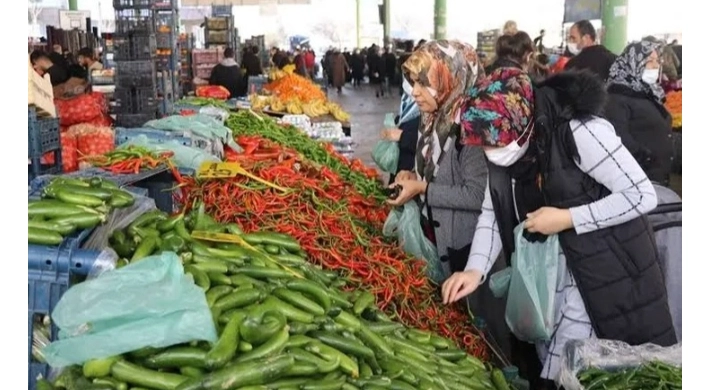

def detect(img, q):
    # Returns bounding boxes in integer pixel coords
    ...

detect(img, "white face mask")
[568,42,581,55]
[402,79,413,96]
[485,124,533,167]
[642,68,660,85]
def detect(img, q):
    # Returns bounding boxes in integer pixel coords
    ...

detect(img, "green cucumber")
[28,219,77,235]
[28,226,63,246]
[52,213,105,229]
[56,190,104,207]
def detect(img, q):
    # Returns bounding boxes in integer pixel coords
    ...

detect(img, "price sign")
[196,162,240,179]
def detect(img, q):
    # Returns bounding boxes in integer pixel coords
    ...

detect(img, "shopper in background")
[389,40,488,292]
[485,32,535,74]
[503,20,518,36]
[77,47,103,73]
[242,46,263,77]
[383,46,397,98]
[375,48,388,98]
[270,47,289,70]
[367,44,380,85]
[397,40,415,95]
[381,78,422,184]
[533,29,545,52]
[330,48,349,94]
[293,48,308,77]
[605,40,674,187]
[349,49,365,88]
[304,48,316,79]
[661,42,681,82]
[564,19,617,81]
[30,50,69,86]
[445,65,675,388]
[209,47,246,98]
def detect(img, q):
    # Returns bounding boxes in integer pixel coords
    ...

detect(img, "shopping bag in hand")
[383,201,445,283]
[42,252,217,367]
[489,223,559,342]
[371,113,400,174]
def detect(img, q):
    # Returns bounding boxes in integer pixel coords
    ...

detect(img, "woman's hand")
[524,207,573,235]
[381,128,403,142]
[442,270,483,304]
[386,180,427,206]
[395,170,417,182]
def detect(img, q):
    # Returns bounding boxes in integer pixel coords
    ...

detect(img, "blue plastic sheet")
[43,252,217,367]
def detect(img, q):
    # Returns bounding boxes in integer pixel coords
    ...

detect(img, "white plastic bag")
[83,194,157,251]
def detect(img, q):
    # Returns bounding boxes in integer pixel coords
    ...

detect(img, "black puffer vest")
[489,71,676,347]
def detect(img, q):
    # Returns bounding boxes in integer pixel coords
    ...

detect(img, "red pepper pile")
[196,85,230,100]
[178,135,488,358]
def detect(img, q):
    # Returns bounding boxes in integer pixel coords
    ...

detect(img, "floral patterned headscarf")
[402,40,481,181]
[607,40,665,104]
[460,67,534,147]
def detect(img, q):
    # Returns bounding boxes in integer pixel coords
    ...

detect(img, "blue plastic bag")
[383,201,445,283]
[43,252,217,367]
[371,113,400,174]
[489,223,559,342]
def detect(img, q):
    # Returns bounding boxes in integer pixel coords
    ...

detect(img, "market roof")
[180,0,310,6]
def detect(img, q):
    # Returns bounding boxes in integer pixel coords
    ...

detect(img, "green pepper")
[240,310,287,344]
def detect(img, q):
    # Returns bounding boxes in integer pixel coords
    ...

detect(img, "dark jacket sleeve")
[396,117,420,172]
[604,96,650,165]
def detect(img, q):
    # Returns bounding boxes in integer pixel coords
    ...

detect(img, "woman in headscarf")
[380,78,421,184]
[605,40,674,187]
[443,66,675,387]
[387,40,489,280]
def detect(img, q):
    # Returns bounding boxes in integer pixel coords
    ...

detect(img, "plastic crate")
[116,113,157,128]
[115,60,156,87]
[113,33,156,61]
[29,166,169,188]
[28,154,62,184]
[114,127,193,147]
[133,170,177,213]
[114,86,158,114]
[28,112,60,159]
[28,247,102,389]
[192,49,219,65]
[193,64,214,80]
[115,10,154,35]
[113,0,153,9]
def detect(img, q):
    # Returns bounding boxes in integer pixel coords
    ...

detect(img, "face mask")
[642,68,660,85]
[568,42,581,55]
[485,124,532,167]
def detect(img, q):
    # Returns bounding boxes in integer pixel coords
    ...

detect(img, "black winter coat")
[564,45,617,81]
[605,84,674,186]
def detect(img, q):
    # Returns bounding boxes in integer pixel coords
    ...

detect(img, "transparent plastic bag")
[504,223,559,342]
[371,140,399,174]
[383,201,445,283]
[144,114,240,153]
[83,194,157,252]
[489,267,512,299]
[122,135,220,170]
[557,339,682,389]
[42,252,218,367]
[86,248,120,280]
[199,106,230,123]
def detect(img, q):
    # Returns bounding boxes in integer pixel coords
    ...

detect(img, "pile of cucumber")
[28,177,136,246]
[44,209,510,390]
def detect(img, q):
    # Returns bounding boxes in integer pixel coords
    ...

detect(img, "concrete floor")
[329,84,682,198]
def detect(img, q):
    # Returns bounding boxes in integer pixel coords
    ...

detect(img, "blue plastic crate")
[116,113,157,128]
[29,167,168,193]
[28,113,60,159]
[114,127,193,147]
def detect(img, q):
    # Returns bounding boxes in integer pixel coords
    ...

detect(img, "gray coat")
[425,145,488,258]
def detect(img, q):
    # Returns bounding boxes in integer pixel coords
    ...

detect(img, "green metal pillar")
[68,0,78,10]
[356,0,361,49]
[382,0,391,46]
[434,0,446,40]
[601,0,628,54]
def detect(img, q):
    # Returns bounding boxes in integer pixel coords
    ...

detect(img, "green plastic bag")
[489,223,559,342]
[383,201,445,283]
[371,113,400,174]
[43,252,218,367]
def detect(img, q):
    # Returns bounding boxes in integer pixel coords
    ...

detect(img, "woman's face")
[411,82,438,113]
[646,50,661,69]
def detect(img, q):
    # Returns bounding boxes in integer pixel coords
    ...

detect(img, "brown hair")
[495,31,535,65]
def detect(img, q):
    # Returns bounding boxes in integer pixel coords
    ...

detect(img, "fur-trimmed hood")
[534,70,607,124]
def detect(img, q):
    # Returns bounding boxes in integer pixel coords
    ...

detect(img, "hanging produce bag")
[42,252,218,367]
[42,133,79,172]
[383,201,445,283]
[371,113,400,174]
[489,223,559,342]
[54,92,108,127]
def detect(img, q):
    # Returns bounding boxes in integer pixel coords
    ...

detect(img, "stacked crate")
[113,0,158,128]
[191,48,222,83]
[153,0,181,110]
[28,108,61,183]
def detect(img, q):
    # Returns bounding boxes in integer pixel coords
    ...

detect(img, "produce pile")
[665,91,682,129]
[28,177,135,246]
[254,71,350,122]
[177,97,233,112]
[226,112,381,201]
[177,134,488,358]
[195,85,231,100]
[85,146,175,174]
[43,208,506,390]
[577,361,681,390]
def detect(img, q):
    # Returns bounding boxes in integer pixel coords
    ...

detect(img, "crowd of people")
[379,19,681,390]
[30,45,104,99]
